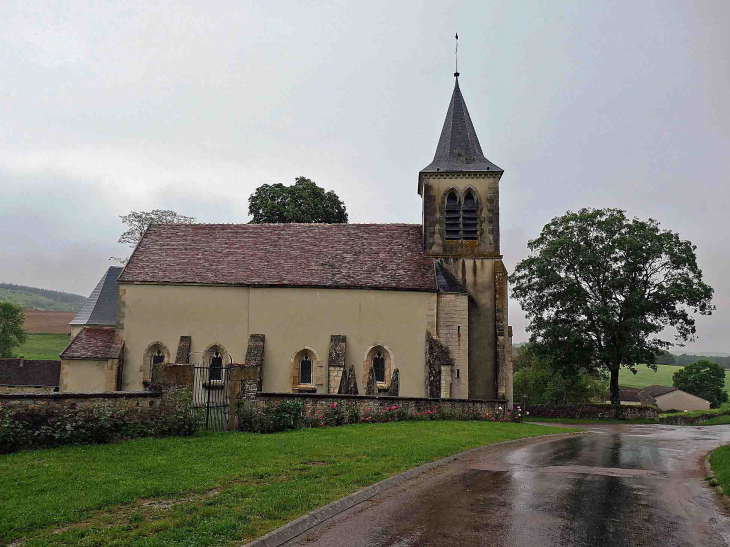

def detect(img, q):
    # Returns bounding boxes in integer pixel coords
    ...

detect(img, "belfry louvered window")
[444,190,461,240]
[461,190,478,240]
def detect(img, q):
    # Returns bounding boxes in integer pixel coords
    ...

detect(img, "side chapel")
[61,73,514,403]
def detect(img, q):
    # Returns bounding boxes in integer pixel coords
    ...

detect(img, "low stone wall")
[0,391,162,414]
[246,392,509,418]
[659,411,730,425]
[527,404,658,421]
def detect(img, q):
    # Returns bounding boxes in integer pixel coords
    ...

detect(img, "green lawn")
[710,445,730,492]
[620,363,730,396]
[13,333,69,360]
[0,421,575,547]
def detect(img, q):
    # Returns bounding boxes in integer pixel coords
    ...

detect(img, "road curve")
[284,424,730,547]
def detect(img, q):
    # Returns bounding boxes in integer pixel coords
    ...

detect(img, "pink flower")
[331,403,337,409]
[391,405,397,411]
[320,422,324,426]
[388,418,392,421]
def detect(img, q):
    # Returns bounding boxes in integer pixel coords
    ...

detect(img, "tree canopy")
[509,208,714,405]
[0,301,26,358]
[673,360,728,408]
[113,210,197,263]
[248,177,348,224]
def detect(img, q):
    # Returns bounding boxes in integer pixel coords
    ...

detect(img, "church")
[60,73,514,404]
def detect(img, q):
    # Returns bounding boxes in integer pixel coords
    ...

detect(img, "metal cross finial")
[454,33,459,78]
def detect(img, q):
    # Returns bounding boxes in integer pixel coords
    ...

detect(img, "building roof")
[70,267,122,327]
[119,223,437,292]
[60,327,123,360]
[0,359,60,387]
[641,385,678,398]
[435,262,467,294]
[421,77,503,175]
[618,386,642,403]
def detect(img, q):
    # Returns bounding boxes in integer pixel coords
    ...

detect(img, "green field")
[620,363,730,396]
[0,422,575,547]
[13,333,69,360]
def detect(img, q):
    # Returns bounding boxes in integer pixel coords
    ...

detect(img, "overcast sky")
[1,1,728,352]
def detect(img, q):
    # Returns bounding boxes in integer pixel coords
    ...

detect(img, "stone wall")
[526,404,658,421]
[0,386,56,394]
[436,293,468,399]
[246,392,508,419]
[0,391,162,414]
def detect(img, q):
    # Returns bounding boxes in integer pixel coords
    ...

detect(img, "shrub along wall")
[526,403,658,421]
[659,410,730,425]
[238,392,513,433]
[0,389,200,454]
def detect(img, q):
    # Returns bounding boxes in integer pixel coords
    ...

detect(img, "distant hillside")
[0,283,86,312]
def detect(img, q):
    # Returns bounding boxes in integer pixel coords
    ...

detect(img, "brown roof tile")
[119,223,437,292]
[61,328,123,360]
[0,359,60,387]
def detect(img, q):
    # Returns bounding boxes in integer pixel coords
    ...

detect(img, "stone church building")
[61,75,514,403]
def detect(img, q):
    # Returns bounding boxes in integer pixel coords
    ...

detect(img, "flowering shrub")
[239,400,516,433]
[0,388,200,454]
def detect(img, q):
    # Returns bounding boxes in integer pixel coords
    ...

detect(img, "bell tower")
[419,72,513,402]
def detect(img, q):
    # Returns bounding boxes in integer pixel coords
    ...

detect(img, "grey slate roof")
[641,385,678,398]
[435,262,467,294]
[0,359,60,387]
[70,267,122,327]
[421,77,503,174]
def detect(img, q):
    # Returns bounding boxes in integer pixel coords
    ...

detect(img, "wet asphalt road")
[285,424,730,547]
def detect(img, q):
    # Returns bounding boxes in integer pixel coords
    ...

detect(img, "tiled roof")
[641,385,678,398]
[618,386,642,403]
[421,77,502,175]
[61,328,123,360]
[0,359,60,387]
[70,267,122,326]
[119,223,437,292]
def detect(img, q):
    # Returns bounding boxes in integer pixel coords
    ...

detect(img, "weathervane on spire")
[454,33,459,78]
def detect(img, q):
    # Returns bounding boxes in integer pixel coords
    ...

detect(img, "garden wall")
[0,391,162,413]
[247,392,509,418]
[526,404,658,421]
[659,411,730,425]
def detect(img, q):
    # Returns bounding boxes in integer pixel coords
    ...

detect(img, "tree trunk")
[609,368,621,405]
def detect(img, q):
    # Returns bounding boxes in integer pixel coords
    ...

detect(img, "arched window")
[373,352,386,383]
[299,353,313,385]
[151,349,165,367]
[209,348,223,381]
[461,190,478,240]
[444,190,461,240]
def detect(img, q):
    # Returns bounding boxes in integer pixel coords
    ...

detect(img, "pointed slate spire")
[421,76,502,174]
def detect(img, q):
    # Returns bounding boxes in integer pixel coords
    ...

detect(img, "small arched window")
[209,349,223,381]
[373,352,386,383]
[151,349,165,367]
[444,190,461,240]
[299,353,313,385]
[462,190,478,240]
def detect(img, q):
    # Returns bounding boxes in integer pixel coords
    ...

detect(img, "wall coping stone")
[255,392,508,404]
[0,391,162,400]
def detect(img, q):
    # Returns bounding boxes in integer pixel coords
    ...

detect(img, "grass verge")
[0,421,576,547]
[13,333,70,360]
[524,417,657,425]
[710,444,730,494]
[660,402,730,419]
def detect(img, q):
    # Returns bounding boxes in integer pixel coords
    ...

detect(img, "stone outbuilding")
[638,385,711,412]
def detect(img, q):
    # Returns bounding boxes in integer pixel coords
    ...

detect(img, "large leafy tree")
[0,301,27,358]
[248,177,348,224]
[510,208,714,404]
[673,360,728,408]
[112,210,197,263]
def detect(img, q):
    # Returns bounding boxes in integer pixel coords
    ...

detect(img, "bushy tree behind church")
[248,177,348,224]
[510,208,714,405]
[113,210,197,264]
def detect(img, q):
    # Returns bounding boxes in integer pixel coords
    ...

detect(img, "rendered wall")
[119,284,436,397]
[655,390,711,411]
[60,359,119,392]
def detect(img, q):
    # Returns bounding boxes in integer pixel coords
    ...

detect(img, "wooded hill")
[0,283,86,312]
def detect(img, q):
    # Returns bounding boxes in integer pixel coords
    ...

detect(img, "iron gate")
[192,364,232,431]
